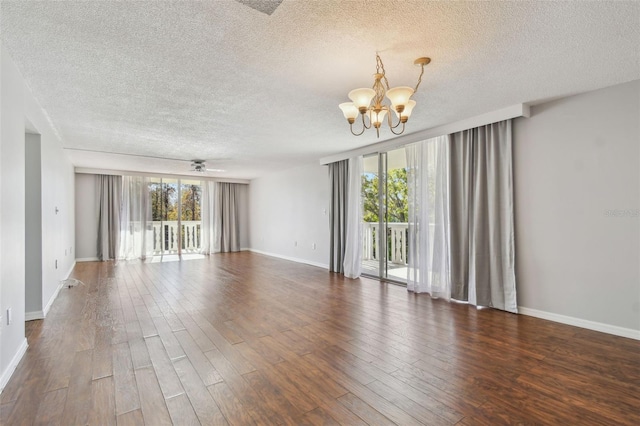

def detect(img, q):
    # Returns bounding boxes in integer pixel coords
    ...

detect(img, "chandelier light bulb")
[395,100,416,122]
[371,109,387,127]
[339,102,359,122]
[348,88,376,112]
[386,86,414,110]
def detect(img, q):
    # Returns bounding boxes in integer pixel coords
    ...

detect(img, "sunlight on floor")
[148,253,205,263]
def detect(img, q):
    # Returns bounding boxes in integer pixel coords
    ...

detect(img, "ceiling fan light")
[386,86,414,110]
[348,88,376,112]
[339,102,359,121]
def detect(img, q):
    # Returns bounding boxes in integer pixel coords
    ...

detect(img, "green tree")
[361,168,408,223]
[181,184,201,221]
[149,182,178,221]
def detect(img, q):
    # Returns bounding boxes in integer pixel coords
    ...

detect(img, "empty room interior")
[0,1,639,425]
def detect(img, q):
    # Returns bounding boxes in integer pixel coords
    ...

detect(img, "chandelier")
[339,54,430,137]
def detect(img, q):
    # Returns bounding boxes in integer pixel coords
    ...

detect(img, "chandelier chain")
[414,63,425,93]
[375,53,390,90]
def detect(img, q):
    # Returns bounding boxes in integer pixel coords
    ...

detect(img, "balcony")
[362,222,437,282]
[362,222,408,281]
[151,220,201,254]
[362,222,408,264]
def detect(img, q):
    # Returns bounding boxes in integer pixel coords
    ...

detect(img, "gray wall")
[236,183,250,250]
[513,79,640,332]
[75,173,98,260]
[25,134,42,315]
[248,162,330,268]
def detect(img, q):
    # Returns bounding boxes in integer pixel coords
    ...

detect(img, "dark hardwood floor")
[1,252,638,425]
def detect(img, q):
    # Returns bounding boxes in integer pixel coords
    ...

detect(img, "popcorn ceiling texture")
[236,0,283,16]
[1,1,638,179]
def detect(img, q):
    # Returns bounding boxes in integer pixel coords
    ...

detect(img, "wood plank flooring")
[1,252,638,425]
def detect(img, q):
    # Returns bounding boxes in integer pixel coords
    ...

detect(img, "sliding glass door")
[180,180,202,254]
[361,148,409,283]
[149,178,202,257]
[362,154,381,277]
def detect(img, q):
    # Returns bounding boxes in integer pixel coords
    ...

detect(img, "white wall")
[1,44,76,391]
[0,42,26,392]
[249,162,330,268]
[514,80,640,335]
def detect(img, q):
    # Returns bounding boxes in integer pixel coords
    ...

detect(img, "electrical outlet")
[312,243,316,250]
[55,259,58,269]
[7,308,12,325]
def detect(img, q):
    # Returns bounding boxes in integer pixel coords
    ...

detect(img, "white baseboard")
[76,257,99,262]
[25,311,44,321]
[38,261,76,319]
[42,278,65,318]
[248,248,329,270]
[64,260,76,280]
[518,306,640,340]
[0,338,28,394]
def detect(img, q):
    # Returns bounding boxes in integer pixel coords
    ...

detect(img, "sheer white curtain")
[343,156,363,279]
[406,136,451,297]
[201,180,217,255]
[119,176,153,260]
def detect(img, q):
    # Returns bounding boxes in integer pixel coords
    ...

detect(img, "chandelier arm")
[389,121,406,135]
[387,110,403,129]
[362,111,372,129]
[350,121,366,136]
[414,63,425,93]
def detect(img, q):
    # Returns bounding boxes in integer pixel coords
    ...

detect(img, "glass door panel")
[384,148,408,282]
[360,148,408,283]
[180,180,202,253]
[149,178,179,255]
[361,154,381,277]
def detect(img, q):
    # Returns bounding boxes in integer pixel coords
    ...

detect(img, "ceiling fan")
[190,160,225,173]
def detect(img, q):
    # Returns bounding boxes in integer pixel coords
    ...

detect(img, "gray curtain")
[329,160,349,273]
[215,182,240,252]
[96,174,122,261]
[448,120,517,313]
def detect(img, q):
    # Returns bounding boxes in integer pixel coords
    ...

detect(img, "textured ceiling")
[1,1,639,179]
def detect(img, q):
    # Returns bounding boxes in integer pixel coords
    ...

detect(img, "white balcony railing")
[151,220,201,254]
[362,222,436,266]
[362,222,408,265]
